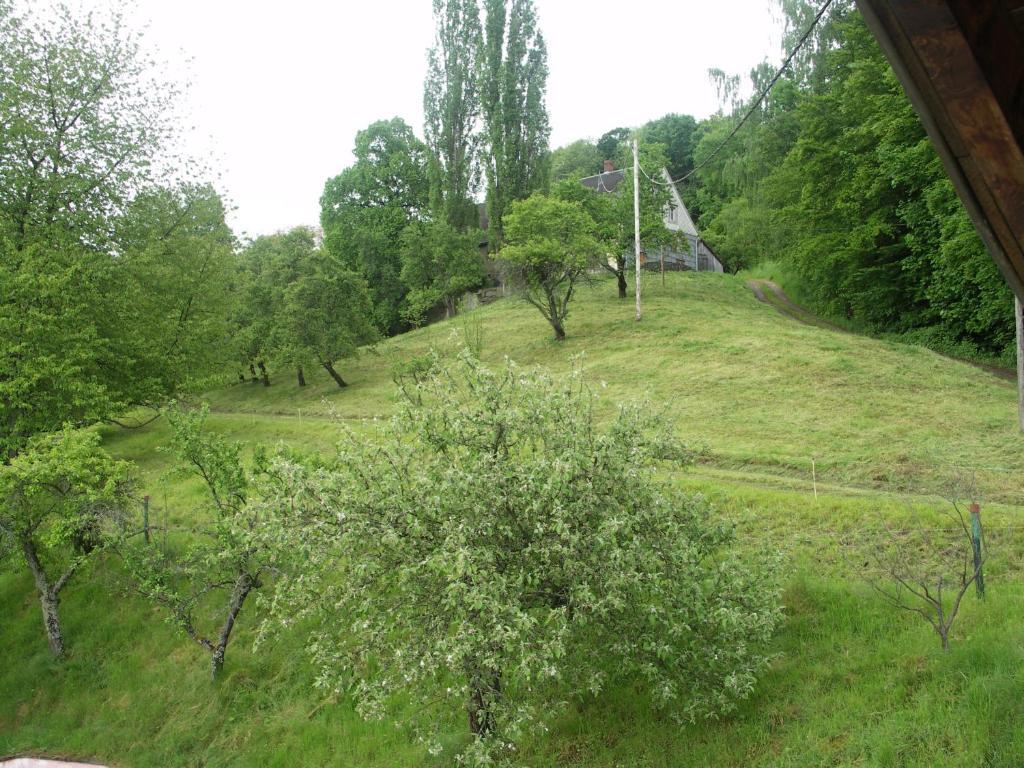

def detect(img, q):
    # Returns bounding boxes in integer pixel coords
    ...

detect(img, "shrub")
[265,351,782,764]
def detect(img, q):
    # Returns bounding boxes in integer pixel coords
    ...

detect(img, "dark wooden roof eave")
[856,0,1024,302]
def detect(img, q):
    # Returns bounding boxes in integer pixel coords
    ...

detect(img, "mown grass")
[204,271,1021,502]
[744,260,1017,371]
[2,271,1023,766]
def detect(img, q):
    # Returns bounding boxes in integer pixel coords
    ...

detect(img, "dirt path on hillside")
[747,278,1017,383]
[748,279,848,333]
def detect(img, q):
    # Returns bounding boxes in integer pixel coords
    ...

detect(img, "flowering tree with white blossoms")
[264,350,782,765]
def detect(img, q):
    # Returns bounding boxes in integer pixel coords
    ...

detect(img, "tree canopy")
[549,139,603,183]
[321,118,431,335]
[282,253,379,388]
[400,220,486,323]
[639,113,698,182]
[0,427,133,656]
[690,2,1014,362]
[501,194,603,339]
[424,0,483,231]
[0,2,234,459]
[480,0,551,244]
[263,352,781,765]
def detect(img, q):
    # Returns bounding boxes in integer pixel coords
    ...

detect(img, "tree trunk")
[22,538,64,657]
[39,590,64,658]
[297,366,306,387]
[257,360,270,387]
[467,667,501,737]
[546,292,567,342]
[616,266,627,299]
[249,363,258,383]
[210,645,225,678]
[210,572,257,679]
[322,361,348,388]
[444,295,456,319]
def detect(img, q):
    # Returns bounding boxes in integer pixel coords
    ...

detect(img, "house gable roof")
[580,169,625,193]
[581,166,700,238]
[661,168,699,238]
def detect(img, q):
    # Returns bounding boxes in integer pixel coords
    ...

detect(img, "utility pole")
[1016,296,1023,431]
[633,138,642,322]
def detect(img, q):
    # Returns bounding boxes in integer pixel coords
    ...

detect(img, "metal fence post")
[969,502,984,597]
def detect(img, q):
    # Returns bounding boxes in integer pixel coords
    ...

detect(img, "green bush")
[264,350,783,765]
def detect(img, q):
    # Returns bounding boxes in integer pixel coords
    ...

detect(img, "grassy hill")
[3,272,1023,767]
[159,271,1021,501]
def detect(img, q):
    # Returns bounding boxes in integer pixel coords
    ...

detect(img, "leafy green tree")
[639,113,698,182]
[233,242,275,387]
[264,352,781,765]
[424,0,482,230]
[0,3,231,458]
[701,193,788,273]
[0,427,134,656]
[691,2,1014,361]
[0,3,176,251]
[500,194,603,340]
[551,177,619,284]
[235,227,307,385]
[1,237,119,459]
[549,139,602,182]
[596,126,630,161]
[321,119,431,335]
[479,0,550,244]
[117,184,238,397]
[0,3,162,458]
[236,227,319,387]
[400,220,486,323]
[553,141,675,299]
[123,406,275,677]
[280,253,379,388]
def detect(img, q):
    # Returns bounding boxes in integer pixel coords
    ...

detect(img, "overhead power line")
[640,0,836,188]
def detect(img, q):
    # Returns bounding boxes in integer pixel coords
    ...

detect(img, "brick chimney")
[603,159,615,173]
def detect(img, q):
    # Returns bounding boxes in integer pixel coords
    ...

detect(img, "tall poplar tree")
[479,0,550,245]
[423,0,482,231]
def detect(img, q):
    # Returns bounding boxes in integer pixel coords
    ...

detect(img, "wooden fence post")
[811,457,818,502]
[143,494,150,545]
[1016,296,1023,432]
[970,502,984,597]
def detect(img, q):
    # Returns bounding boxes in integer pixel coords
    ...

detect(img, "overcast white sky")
[73,1,784,238]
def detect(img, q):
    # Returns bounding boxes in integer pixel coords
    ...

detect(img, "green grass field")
[3,272,1023,766]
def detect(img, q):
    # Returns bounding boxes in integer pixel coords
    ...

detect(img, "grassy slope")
[2,272,1023,767]
[196,271,1022,502]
